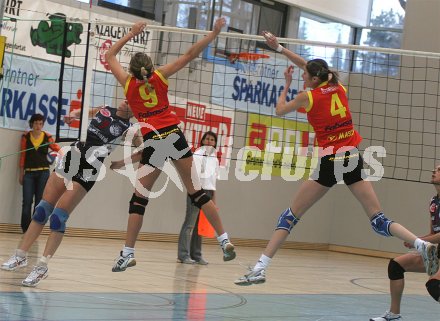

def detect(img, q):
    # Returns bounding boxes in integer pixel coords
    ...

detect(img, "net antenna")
[79,21,96,142]
[0,35,5,80]
[76,0,95,142]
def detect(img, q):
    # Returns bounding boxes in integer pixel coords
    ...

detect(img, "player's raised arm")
[276,66,309,116]
[262,31,307,70]
[158,17,226,79]
[105,21,147,86]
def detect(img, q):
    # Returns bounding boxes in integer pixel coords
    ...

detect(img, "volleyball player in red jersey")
[105,18,236,272]
[235,32,439,285]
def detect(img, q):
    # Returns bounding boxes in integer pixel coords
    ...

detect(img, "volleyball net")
[2,17,440,183]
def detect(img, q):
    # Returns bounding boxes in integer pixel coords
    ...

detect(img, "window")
[298,12,354,71]
[175,1,209,30]
[212,0,288,55]
[370,0,405,29]
[216,1,256,55]
[353,0,405,75]
[97,0,157,20]
[168,0,286,60]
[168,0,287,55]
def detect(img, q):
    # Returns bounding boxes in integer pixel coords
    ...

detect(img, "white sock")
[16,249,27,258]
[414,238,427,252]
[414,238,429,253]
[122,246,135,257]
[254,254,271,270]
[217,232,229,244]
[38,255,51,266]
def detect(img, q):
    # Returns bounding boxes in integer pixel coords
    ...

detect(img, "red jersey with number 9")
[305,81,362,154]
[124,70,180,135]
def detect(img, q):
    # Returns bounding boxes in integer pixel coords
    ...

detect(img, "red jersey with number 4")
[305,81,362,154]
[125,70,180,135]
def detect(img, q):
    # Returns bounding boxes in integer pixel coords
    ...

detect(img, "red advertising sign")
[170,99,234,167]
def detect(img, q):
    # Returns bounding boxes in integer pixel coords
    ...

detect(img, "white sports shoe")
[420,242,439,276]
[234,268,266,286]
[220,239,236,261]
[370,311,402,321]
[112,251,136,272]
[22,265,48,287]
[1,253,28,271]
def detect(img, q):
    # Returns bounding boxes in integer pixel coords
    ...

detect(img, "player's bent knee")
[32,200,54,225]
[370,212,393,237]
[425,279,440,302]
[49,208,69,233]
[129,193,149,215]
[275,208,300,233]
[388,259,405,280]
[189,189,211,209]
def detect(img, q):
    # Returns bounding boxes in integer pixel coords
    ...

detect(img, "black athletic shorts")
[311,149,364,188]
[140,125,193,168]
[55,142,107,192]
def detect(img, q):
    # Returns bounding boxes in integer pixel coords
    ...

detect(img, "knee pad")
[425,279,440,302]
[32,200,54,225]
[189,189,211,209]
[370,212,393,237]
[276,208,299,233]
[129,194,149,215]
[388,259,405,280]
[49,208,69,233]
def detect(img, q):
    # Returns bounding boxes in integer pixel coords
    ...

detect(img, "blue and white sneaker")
[370,311,402,321]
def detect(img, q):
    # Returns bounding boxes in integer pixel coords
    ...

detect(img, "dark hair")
[29,113,45,128]
[201,131,218,149]
[306,58,339,85]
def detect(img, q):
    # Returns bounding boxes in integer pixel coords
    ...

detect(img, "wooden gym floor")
[0,232,439,320]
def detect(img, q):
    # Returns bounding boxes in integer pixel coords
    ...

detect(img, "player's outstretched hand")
[262,31,279,51]
[131,21,147,36]
[64,115,76,125]
[284,65,294,85]
[213,17,226,34]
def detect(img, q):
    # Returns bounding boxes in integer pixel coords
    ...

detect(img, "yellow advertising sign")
[0,36,6,78]
[243,113,319,178]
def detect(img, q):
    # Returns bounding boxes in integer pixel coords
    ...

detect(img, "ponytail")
[140,66,154,91]
[327,70,339,85]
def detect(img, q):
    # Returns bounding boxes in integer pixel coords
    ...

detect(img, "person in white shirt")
[177,131,219,265]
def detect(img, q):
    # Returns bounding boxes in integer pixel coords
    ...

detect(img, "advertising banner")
[170,96,234,167]
[0,53,116,135]
[242,113,317,178]
[211,56,308,122]
[2,0,153,72]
